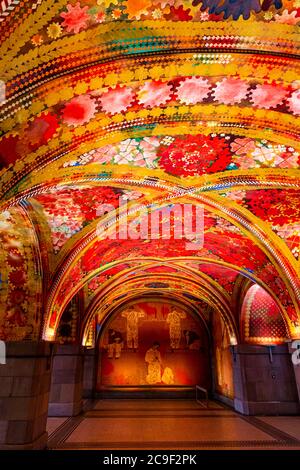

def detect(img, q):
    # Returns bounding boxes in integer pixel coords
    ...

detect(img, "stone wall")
[0,341,53,449]
[233,344,300,415]
[48,344,83,416]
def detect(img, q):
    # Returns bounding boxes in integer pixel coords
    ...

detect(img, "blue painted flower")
[192,0,283,20]
[226,163,239,170]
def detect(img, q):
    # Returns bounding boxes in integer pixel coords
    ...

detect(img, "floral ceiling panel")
[33,185,144,252]
[1,0,299,342]
[1,0,299,53]
[221,188,300,258]
[60,134,300,175]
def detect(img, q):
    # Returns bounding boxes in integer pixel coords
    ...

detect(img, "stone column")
[288,340,300,402]
[233,343,300,415]
[0,341,53,450]
[48,344,83,417]
[82,348,96,398]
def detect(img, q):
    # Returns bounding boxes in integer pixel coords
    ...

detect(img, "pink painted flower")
[278,153,299,169]
[95,11,105,23]
[137,80,172,107]
[213,78,249,105]
[274,9,300,25]
[91,146,116,164]
[251,145,284,166]
[60,3,90,34]
[250,84,287,109]
[121,190,143,201]
[232,153,256,169]
[230,137,256,155]
[175,77,211,105]
[134,137,160,167]
[215,218,240,234]
[224,190,246,203]
[62,95,97,126]
[113,139,138,164]
[273,223,300,240]
[99,86,135,114]
[287,89,300,115]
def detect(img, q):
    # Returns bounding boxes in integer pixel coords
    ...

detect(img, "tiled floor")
[259,417,300,441]
[47,417,67,436]
[47,400,300,450]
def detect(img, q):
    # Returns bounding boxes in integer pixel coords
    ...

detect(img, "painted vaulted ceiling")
[0,0,299,344]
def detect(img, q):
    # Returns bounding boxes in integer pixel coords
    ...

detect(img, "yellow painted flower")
[47,23,62,39]
[264,12,273,21]
[152,8,162,19]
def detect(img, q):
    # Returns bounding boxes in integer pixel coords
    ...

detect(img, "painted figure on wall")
[161,366,174,385]
[212,313,234,399]
[145,341,162,384]
[215,346,223,387]
[122,305,145,349]
[166,307,186,349]
[107,329,123,359]
[184,329,201,350]
[98,301,211,388]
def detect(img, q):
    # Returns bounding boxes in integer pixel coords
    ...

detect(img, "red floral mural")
[157,135,233,177]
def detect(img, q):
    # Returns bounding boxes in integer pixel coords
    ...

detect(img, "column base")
[0,431,48,450]
[234,399,300,415]
[48,344,84,417]
[0,341,52,449]
[213,392,234,409]
[48,400,82,417]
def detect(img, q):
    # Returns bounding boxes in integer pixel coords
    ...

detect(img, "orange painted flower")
[112,9,122,19]
[31,34,43,46]
[125,0,151,19]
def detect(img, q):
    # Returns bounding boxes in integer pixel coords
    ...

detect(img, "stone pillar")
[0,341,53,450]
[83,348,96,398]
[233,344,300,415]
[48,344,83,417]
[288,340,300,402]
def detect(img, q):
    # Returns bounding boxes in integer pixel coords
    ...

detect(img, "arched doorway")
[95,300,211,397]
